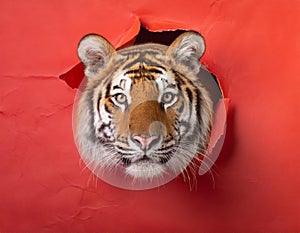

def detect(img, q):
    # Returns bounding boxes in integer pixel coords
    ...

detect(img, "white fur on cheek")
[99,102,111,125]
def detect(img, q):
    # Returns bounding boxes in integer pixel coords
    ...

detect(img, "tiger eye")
[162,92,175,104]
[115,93,127,104]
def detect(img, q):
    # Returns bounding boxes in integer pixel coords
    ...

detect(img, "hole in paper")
[68,25,227,190]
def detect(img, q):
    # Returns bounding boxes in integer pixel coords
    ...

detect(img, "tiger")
[75,31,213,181]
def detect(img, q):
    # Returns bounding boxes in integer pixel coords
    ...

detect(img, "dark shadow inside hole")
[134,26,187,45]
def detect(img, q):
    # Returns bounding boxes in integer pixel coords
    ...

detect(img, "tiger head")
[76,31,213,180]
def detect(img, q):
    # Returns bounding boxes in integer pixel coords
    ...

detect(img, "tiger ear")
[78,34,116,78]
[167,31,205,71]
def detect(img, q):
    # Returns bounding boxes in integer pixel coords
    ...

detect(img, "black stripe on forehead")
[124,65,164,77]
[120,46,164,56]
[123,63,165,84]
[123,58,165,70]
[129,73,156,83]
[124,67,163,75]
[121,49,166,70]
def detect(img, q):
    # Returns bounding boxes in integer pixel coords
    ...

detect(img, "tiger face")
[76,31,213,180]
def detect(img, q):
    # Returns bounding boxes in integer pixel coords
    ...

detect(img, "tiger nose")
[132,135,158,150]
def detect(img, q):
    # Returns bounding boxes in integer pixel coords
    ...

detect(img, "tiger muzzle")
[128,100,173,151]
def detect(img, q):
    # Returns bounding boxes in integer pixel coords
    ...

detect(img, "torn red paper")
[1,0,300,232]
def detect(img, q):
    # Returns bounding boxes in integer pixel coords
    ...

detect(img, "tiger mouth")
[121,154,172,167]
[136,155,153,163]
[121,156,154,167]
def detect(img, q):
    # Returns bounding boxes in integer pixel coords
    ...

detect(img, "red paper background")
[1,0,300,232]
